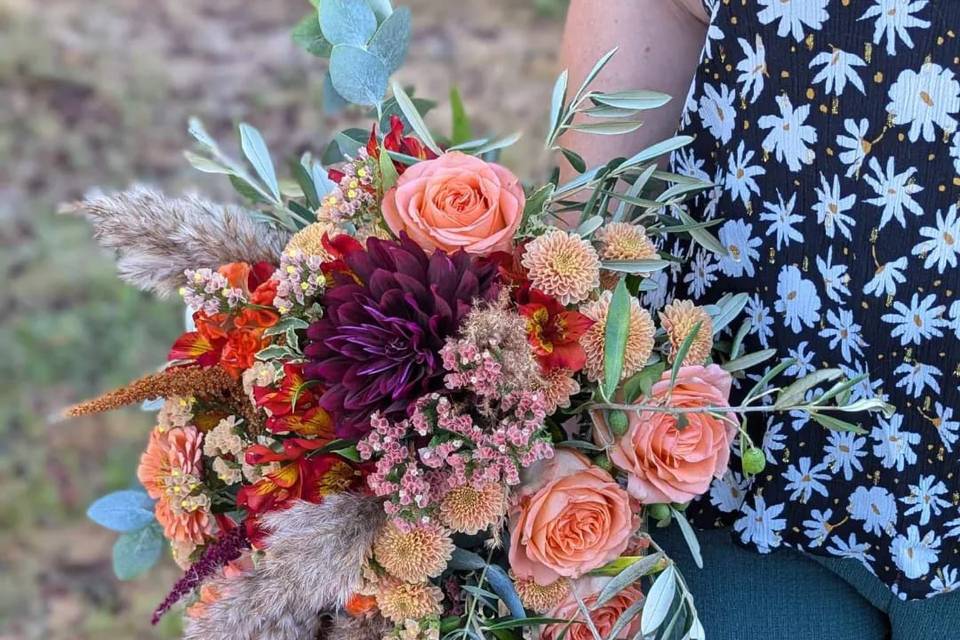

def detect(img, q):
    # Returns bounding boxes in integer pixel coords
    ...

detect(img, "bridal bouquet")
[64,2,891,639]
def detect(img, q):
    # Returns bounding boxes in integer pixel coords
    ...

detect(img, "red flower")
[219,328,265,377]
[238,442,365,546]
[519,289,594,372]
[368,115,438,174]
[254,363,319,416]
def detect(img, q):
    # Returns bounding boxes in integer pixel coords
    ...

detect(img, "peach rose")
[509,450,635,585]
[381,151,524,255]
[610,364,736,504]
[542,578,643,640]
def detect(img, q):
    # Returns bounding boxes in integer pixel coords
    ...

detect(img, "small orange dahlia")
[514,575,569,614]
[373,522,454,583]
[137,426,214,545]
[375,578,444,623]
[579,290,656,382]
[659,299,714,366]
[438,483,507,535]
[537,368,581,413]
[521,229,600,305]
[594,222,658,261]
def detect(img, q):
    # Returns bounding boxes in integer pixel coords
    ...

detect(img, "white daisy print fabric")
[672,0,960,599]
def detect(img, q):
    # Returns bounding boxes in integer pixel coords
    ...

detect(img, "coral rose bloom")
[509,450,635,585]
[381,151,524,256]
[542,578,643,640]
[610,364,736,504]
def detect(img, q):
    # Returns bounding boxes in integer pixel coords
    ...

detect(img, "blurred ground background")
[0,1,565,637]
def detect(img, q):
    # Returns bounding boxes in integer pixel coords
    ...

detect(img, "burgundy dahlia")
[304,234,499,438]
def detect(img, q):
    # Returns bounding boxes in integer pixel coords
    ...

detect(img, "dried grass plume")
[183,494,385,640]
[62,186,289,297]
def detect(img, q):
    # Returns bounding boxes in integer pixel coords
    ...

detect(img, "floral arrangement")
[64,3,892,640]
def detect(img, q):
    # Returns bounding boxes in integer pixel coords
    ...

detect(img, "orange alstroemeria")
[519,289,594,373]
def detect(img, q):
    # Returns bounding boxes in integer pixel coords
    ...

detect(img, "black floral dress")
[662,0,960,600]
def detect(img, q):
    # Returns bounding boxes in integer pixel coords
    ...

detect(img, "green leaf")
[292,10,332,57]
[483,618,568,631]
[620,135,693,168]
[671,508,703,569]
[591,89,671,110]
[183,151,231,175]
[187,116,219,150]
[319,0,377,46]
[810,412,867,435]
[729,318,752,359]
[332,444,362,462]
[670,321,703,382]
[239,123,280,201]
[229,174,269,205]
[622,361,666,402]
[576,215,604,237]
[601,258,671,273]
[581,105,640,119]
[593,553,664,600]
[379,142,399,190]
[330,44,389,106]
[678,208,727,256]
[255,345,297,361]
[391,81,442,155]
[367,6,410,74]
[113,523,163,580]
[548,68,568,136]
[335,128,368,158]
[721,348,777,373]
[292,157,320,209]
[640,565,677,636]
[612,164,656,222]
[569,121,643,135]
[520,183,554,231]
[263,316,310,337]
[834,397,896,417]
[745,358,794,402]
[602,279,632,399]
[574,47,618,102]
[87,491,155,533]
[449,86,473,145]
[561,147,586,173]
[472,132,523,155]
[775,369,844,409]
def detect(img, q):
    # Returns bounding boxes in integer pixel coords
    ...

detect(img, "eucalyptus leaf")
[362,0,394,20]
[368,6,410,74]
[640,566,677,636]
[486,564,527,620]
[239,123,280,201]
[448,547,487,571]
[320,0,377,46]
[335,128,367,158]
[602,279,632,399]
[322,70,349,114]
[330,44,389,105]
[113,523,163,580]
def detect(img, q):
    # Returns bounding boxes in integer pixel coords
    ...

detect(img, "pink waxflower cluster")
[181,268,244,315]
[272,249,326,316]
[358,390,553,526]
[317,148,379,223]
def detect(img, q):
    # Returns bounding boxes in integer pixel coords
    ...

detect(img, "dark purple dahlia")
[304,234,499,438]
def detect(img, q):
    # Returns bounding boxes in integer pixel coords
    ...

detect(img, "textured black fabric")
[663,0,960,599]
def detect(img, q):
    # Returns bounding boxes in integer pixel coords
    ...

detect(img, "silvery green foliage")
[64,186,289,297]
[183,494,384,640]
[292,0,411,108]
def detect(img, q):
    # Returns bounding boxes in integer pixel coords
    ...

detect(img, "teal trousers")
[652,526,960,639]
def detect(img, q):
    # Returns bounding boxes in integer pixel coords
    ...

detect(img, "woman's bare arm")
[558,0,708,171]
